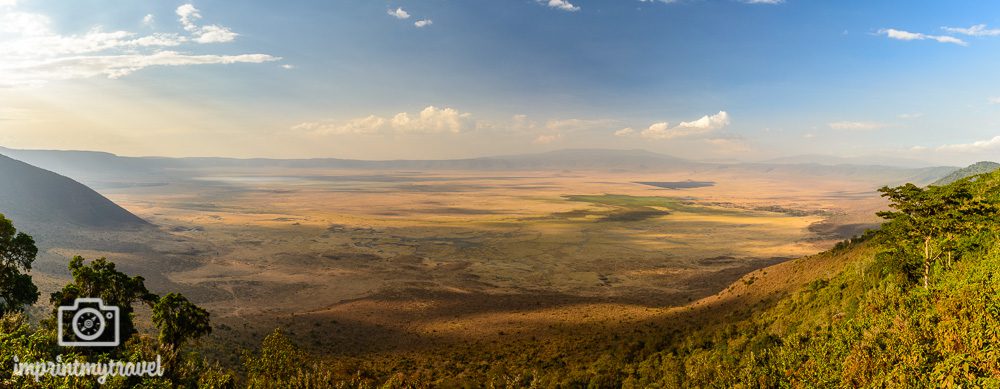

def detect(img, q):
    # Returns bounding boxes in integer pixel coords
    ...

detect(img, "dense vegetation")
[4,167,1000,387]
[628,169,1000,387]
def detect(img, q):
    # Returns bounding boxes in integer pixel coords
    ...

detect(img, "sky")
[1,0,1000,165]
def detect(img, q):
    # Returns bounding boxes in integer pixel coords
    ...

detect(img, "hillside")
[932,161,1000,186]
[0,153,148,230]
[622,169,1000,386]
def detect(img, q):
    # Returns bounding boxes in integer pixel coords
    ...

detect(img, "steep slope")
[625,169,1000,387]
[0,154,148,229]
[932,161,1000,186]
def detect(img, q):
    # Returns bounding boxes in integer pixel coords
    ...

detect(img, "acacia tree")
[878,179,992,289]
[0,214,39,315]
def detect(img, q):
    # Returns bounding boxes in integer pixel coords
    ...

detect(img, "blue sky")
[1,0,999,164]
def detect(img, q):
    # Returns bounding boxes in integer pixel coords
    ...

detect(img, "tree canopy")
[0,214,39,315]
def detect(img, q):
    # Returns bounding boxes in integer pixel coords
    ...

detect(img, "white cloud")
[387,7,410,20]
[0,3,276,86]
[0,27,186,58]
[942,24,1000,37]
[142,14,155,26]
[176,4,201,32]
[933,136,1000,152]
[1,11,53,36]
[193,24,237,43]
[676,110,731,130]
[175,4,238,43]
[989,97,1000,105]
[414,19,433,28]
[614,127,634,137]
[392,106,472,133]
[533,133,562,144]
[897,113,923,120]
[640,111,731,140]
[1,52,279,86]
[828,121,888,131]
[878,28,967,46]
[293,106,474,135]
[541,0,580,12]
[281,64,295,69]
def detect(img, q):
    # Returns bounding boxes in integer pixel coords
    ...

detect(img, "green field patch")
[562,194,745,217]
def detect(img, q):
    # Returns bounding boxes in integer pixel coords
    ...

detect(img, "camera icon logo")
[57,298,120,347]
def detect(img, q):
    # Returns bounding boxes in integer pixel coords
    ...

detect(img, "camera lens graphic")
[72,307,107,341]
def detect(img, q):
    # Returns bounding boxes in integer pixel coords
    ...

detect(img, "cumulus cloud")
[541,0,580,12]
[193,24,237,43]
[828,121,888,131]
[176,4,238,43]
[0,3,275,86]
[142,14,154,26]
[414,19,433,28]
[175,4,201,32]
[387,7,410,19]
[293,106,474,135]
[634,111,731,140]
[878,28,967,46]
[942,24,1000,37]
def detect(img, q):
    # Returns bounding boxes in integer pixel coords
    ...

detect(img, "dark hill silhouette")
[0,154,148,229]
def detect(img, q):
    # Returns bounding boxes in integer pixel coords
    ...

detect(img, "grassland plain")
[13,166,880,371]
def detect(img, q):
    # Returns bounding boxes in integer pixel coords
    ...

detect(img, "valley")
[30,162,897,362]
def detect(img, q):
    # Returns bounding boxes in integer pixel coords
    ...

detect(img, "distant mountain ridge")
[762,154,939,168]
[932,161,1000,186]
[0,153,148,230]
[0,146,959,188]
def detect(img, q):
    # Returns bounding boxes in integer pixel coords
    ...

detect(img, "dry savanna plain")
[36,166,889,368]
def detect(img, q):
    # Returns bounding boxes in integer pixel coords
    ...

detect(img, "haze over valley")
[0,146,968,362]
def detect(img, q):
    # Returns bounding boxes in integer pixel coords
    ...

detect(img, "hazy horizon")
[0,144,979,169]
[2,1,1000,165]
